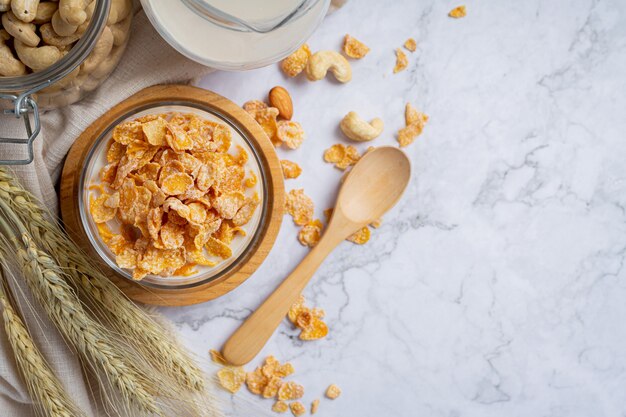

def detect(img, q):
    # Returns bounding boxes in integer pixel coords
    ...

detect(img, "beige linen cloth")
[0,3,345,416]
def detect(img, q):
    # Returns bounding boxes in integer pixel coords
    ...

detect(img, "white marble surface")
[160,1,626,415]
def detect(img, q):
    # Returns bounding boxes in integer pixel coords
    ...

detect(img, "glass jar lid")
[140,0,329,70]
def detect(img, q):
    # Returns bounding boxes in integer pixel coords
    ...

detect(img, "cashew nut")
[2,10,40,46]
[80,25,112,74]
[40,22,79,46]
[0,29,27,76]
[51,9,77,35]
[40,64,79,92]
[74,0,93,34]
[14,38,63,71]
[11,0,40,22]
[33,1,57,24]
[89,42,123,80]
[0,0,11,12]
[109,14,131,46]
[107,0,131,25]
[59,0,89,26]
[305,50,352,83]
[340,111,384,142]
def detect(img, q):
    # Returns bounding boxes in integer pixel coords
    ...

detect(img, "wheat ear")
[0,171,206,393]
[0,270,87,417]
[0,203,163,416]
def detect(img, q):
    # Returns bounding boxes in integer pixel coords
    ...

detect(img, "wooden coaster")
[60,84,284,306]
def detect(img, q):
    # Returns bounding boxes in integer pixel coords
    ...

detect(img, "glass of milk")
[140,0,330,70]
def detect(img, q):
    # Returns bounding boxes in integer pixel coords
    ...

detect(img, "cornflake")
[272,401,289,413]
[289,402,306,417]
[323,144,360,170]
[217,366,246,394]
[311,399,320,414]
[89,112,259,280]
[285,189,314,226]
[281,43,311,77]
[404,37,417,52]
[343,34,370,59]
[287,295,328,341]
[347,226,371,245]
[298,219,323,247]
[393,48,408,73]
[325,384,341,399]
[449,5,466,18]
[276,121,305,149]
[281,160,302,179]
[398,103,429,147]
[277,381,304,401]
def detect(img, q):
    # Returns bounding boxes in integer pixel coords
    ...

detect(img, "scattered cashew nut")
[33,1,57,24]
[52,9,78,36]
[11,0,40,22]
[2,11,40,46]
[40,22,80,46]
[0,29,27,76]
[305,50,352,83]
[340,111,384,142]
[14,38,63,71]
[59,0,89,26]
[0,0,11,12]
[80,25,112,74]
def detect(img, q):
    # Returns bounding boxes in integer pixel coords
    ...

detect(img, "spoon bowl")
[223,146,411,365]
[333,146,411,230]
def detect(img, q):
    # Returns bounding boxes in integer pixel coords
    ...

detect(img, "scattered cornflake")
[347,226,371,245]
[246,367,268,395]
[298,219,323,247]
[393,48,409,73]
[276,120,305,149]
[243,100,268,116]
[311,399,320,414]
[323,144,360,170]
[449,5,466,18]
[281,160,302,179]
[277,381,304,401]
[217,366,246,394]
[343,34,370,59]
[325,384,341,400]
[209,349,227,365]
[285,189,314,226]
[404,37,417,52]
[398,103,429,147]
[272,401,289,413]
[281,43,311,77]
[287,296,328,341]
[290,401,306,417]
[254,107,280,143]
[90,112,259,280]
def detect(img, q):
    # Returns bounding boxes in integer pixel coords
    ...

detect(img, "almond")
[268,86,293,120]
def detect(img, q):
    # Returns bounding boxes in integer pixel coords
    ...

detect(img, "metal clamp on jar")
[0,0,133,165]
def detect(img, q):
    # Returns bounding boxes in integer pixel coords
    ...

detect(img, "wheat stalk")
[0,203,164,417]
[0,172,206,393]
[0,270,86,417]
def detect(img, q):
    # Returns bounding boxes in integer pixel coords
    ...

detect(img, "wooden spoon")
[222,146,411,365]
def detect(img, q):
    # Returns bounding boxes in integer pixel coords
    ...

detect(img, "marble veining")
[159,0,626,415]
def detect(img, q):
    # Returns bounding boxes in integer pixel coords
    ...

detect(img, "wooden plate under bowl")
[60,84,284,306]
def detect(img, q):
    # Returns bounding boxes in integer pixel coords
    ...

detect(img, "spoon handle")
[222,232,342,366]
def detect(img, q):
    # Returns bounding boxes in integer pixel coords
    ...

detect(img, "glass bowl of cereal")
[60,85,284,305]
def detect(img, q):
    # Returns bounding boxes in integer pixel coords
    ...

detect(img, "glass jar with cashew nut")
[0,0,133,109]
